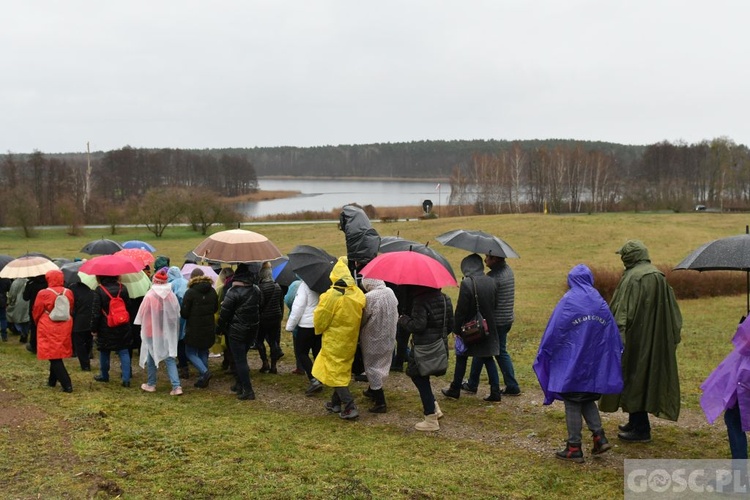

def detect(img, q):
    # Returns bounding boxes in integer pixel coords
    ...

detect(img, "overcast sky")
[2,1,748,154]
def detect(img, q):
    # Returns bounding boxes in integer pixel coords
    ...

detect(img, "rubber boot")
[556,442,584,463]
[415,413,440,431]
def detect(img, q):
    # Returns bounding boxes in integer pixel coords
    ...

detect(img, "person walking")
[533,264,624,462]
[23,273,47,353]
[359,278,399,413]
[285,277,323,396]
[69,280,94,371]
[91,275,133,387]
[0,277,10,341]
[217,263,263,400]
[314,257,367,420]
[599,240,682,443]
[464,254,520,397]
[399,284,453,431]
[283,279,306,375]
[136,270,183,395]
[181,268,219,388]
[6,277,30,342]
[256,263,284,374]
[32,270,75,393]
[442,254,500,401]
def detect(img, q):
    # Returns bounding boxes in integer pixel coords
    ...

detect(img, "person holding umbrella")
[314,257,367,420]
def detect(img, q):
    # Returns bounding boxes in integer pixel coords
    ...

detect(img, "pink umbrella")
[359,251,458,289]
[79,254,143,277]
[115,248,155,270]
[180,264,219,284]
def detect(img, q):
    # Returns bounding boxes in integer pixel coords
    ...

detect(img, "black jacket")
[91,277,132,351]
[398,286,454,346]
[217,281,262,344]
[181,275,219,350]
[70,282,94,333]
[23,275,47,322]
[258,278,283,326]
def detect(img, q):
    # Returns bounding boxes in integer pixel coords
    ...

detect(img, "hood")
[45,269,64,288]
[361,277,386,292]
[566,263,594,289]
[329,257,356,292]
[460,253,484,277]
[616,240,651,269]
[151,282,173,299]
[188,275,214,289]
[167,266,185,283]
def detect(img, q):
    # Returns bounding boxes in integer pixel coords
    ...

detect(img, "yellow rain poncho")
[312,257,366,387]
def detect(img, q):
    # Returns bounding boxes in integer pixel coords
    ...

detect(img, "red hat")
[153,270,168,285]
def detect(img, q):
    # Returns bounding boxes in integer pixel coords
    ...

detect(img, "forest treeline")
[1,137,748,228]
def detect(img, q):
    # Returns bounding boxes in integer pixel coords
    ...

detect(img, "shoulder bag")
[409,296,449,377]
[458,277,489,345]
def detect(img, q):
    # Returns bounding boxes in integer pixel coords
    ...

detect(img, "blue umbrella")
[122,240,156,252]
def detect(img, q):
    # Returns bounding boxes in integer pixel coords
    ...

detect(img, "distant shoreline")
[259,175,449,182]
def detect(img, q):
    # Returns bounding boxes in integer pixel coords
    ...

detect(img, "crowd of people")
[3,235,750,467]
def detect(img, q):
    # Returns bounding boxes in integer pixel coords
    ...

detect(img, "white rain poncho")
[135,282,181,367]
[359,278,399,390]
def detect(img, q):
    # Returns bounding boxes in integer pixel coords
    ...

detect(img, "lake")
[238,179,451,217]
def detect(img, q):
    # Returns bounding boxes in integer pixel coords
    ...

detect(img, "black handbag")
[459,277,489,345]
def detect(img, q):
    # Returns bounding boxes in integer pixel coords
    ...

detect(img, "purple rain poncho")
[700,317,750,431]
[533,264,624,405]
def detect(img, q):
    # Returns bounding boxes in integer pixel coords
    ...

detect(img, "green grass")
[0,212,747,498]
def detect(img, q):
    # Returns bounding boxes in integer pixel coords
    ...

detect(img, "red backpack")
[100,284,130,327]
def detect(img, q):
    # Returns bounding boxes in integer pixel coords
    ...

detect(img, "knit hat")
[153,270,169,285]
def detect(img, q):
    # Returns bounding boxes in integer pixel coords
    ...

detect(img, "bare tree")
[140,187,187,237]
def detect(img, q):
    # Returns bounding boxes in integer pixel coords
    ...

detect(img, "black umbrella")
[379,236,456,279]
[288,245,337,294]
[674,230,750,312]
[59,261,84,286]
[435,229,520,258]
[272,257,297,288]
[81,238,124,255]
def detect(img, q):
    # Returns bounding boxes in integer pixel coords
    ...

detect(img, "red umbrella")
[115,248,155,269]
[79,254,143,277]
[359,251,458,289]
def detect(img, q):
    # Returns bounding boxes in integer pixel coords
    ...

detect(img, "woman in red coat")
[32,269,75,393]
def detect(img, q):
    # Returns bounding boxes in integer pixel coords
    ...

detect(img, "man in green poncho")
[599,240,682,443]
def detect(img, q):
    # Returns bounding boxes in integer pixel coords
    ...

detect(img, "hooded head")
[361,277,385,293]
[167,266,184,283]
[460,253,485,278]
[329,257,356,291]
[566,263,594,289]
[45,269,64,288]
[153,270,169,285]
[234,262,260,284]
[616,240,650,269]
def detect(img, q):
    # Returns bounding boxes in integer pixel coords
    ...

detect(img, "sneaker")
[305,379,323,396]
[556,442,584,463]
[501,387,521,396]
[460,382,477,394]
[617,430,651,443]
[170,387,184,396]
[339,406,359,420]
[592,431,612,455]
[208,352,222,358]
[324,401,342,413]
[140,383,156,393]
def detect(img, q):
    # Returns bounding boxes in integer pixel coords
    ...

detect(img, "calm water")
[238,179,450,217]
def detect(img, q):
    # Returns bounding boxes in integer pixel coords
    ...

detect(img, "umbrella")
[435,229,520,258]
[271,257,297,287]
[379,236,456,279]
[0,254,14,272]
[115,248,155,269]
[192,229,283,264]
[60,261,84,286]
[0,255,59,279]
[81,238,124,255]
[79,270,152,298]
[360,250,458,289]
[180,263,219,284]
[287,245,337,294]
[674,232,750,312]
[122,240,157,252]
[79,254,144,276]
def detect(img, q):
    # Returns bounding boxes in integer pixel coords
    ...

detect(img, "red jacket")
[33,270,74,360]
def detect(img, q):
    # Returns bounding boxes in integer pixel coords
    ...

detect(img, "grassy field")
[0,212,747,499]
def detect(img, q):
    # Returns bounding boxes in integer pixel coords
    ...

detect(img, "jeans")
[411,375,436,415]
[99,348,131,383]
[146,354,181,389]
[228,336,252,391]
[452,355,499,389]
[563,398,603,443]
[725,405,748,459]
[185,345,209,376]
[332,386,355,408]
[468,323,518,391]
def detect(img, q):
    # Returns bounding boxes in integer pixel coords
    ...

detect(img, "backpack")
[48,288,71,322]
[100,284,130,327]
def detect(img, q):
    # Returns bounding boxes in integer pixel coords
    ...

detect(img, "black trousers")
[48,359,72,390]
[294,327,321,380]
[72,330,93,370]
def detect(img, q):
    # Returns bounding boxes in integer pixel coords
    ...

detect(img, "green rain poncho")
[599,240,683,421]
